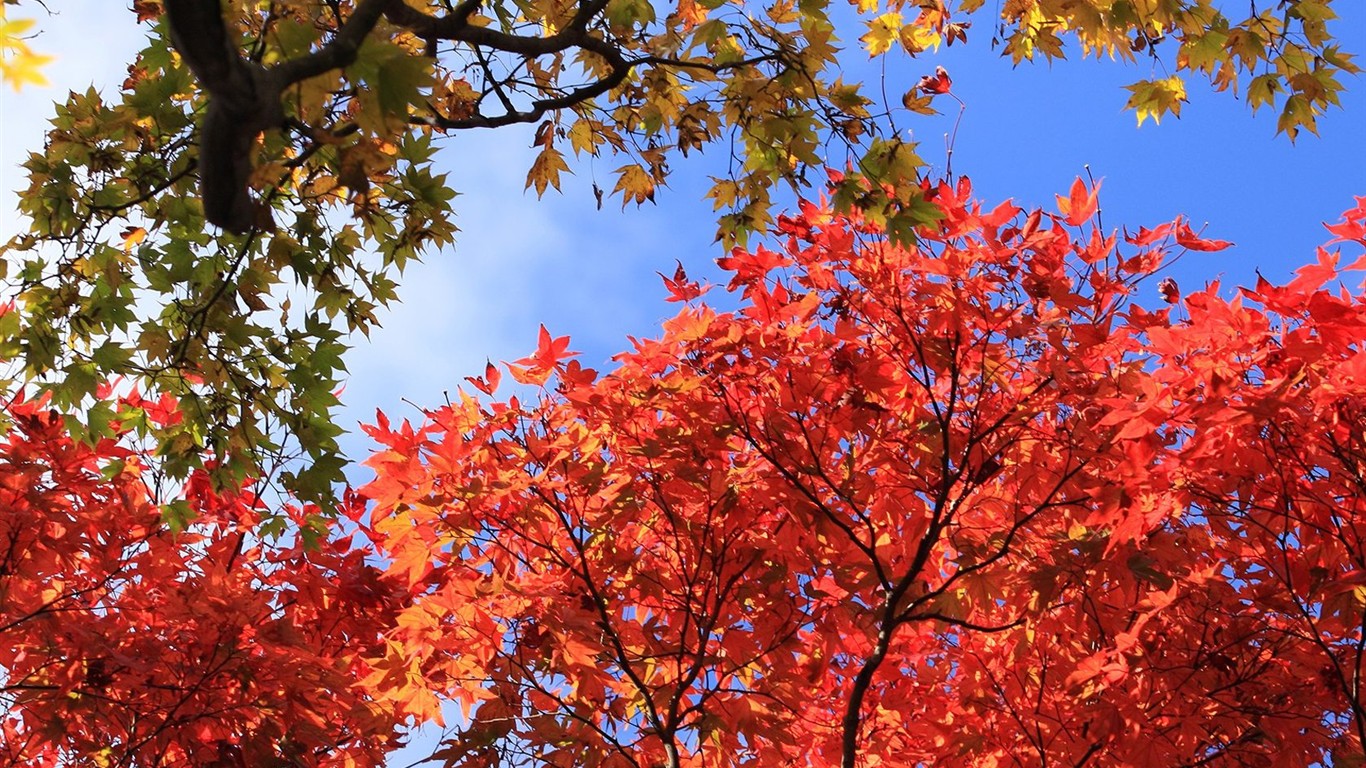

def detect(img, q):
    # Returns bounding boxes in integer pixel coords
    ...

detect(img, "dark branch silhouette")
[163,0,389,233]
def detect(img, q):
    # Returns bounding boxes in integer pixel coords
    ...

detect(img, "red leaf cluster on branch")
[0,394,402,767]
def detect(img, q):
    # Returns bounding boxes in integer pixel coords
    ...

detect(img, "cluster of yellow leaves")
[991,0,1358,138]
[0,4,52,90]
[501,0,1358,245]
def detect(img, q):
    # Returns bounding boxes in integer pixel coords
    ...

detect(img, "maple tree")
[0,0,1357,502]
[0,383,402,766]
[353,182,1366,768]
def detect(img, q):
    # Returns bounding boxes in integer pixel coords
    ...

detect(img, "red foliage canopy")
[8,186,1366,768]
[359,182,1366,768]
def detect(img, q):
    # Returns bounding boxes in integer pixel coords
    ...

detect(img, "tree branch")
[166,0,768,228]
[164,0,389,233]
[273,0,392,85]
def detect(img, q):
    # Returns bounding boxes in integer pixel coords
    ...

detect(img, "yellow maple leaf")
[613,163,655,206]
[1123,75,1188,126]
[861,12,901,56]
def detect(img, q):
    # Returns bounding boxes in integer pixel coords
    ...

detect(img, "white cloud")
[336,125,724,455]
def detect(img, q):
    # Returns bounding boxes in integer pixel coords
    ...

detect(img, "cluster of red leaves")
[0,395,403,767]
[358,180,1366,768]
